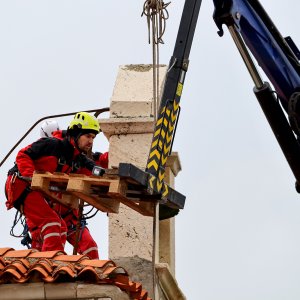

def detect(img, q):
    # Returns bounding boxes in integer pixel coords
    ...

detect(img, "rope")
[83,205,99,219]
[10,210,27,238]
[142,4,171,295]
[142,0,171,121]
[73,199,84,255]
[141,0,170,45]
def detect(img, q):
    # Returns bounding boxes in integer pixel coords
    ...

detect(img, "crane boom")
[121,0,300,219]
[145,0,202,196]
[213,0,300,188]
[118,0,203,219]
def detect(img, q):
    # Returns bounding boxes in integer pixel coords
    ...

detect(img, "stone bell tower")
[100,64,185,299]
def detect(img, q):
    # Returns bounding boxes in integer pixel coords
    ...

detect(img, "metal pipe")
[254,82,300,185]
[228,25,264,89]
[0,107,109,168]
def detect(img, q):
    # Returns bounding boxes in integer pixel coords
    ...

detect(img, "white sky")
[1,1,300,299]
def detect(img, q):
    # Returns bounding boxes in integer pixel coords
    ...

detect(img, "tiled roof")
[0,247,151,300]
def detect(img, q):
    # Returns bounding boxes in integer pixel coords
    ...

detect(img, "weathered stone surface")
[166,152,182,178]
[109,205,154,260]
[112,256,153,300]
[110,64,167,108]
[77,284,129,300]
[99,117,154,139]
[156,263,186,300]
[45,283,77,299]
[0,282,130,300]
[108,133,153,169]
[159,217,176,276]
[110,100,153,118]
[0,283,45,300]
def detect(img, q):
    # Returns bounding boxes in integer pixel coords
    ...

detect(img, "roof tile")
[3,249,36,258]
[0,247,151,300]
[28,250,65,259]
[54,254,88,262]
[0,248,14,256]
[0,257,6,270]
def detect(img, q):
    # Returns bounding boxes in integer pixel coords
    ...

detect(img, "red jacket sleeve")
[97,152,109,168]
[16,145,36,177]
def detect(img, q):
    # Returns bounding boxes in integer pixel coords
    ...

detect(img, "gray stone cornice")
[99,117,154,139]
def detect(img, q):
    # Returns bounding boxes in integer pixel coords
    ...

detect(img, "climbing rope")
[10,210,32,249]
[142,0,171,121]
[83,204,99,220]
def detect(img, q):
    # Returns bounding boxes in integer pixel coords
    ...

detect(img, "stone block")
[110,100,153,118]
[109,205,154,260]
[99,117,154,139]
[108,133,153,169]
[0,283,45,300]
[110,64,167,104]
[44,283,77,299]
[77,283,129,300]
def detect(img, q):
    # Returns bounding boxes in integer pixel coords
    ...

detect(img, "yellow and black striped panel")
[147,173,170,199]
[146,88,181,192]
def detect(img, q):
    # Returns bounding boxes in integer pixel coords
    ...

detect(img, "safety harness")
[7,142,96,250]
[6,164,31,211]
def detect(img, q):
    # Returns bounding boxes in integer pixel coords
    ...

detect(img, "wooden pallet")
[31,171,154,216]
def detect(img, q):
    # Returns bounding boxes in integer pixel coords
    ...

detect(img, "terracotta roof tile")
[54,254,88,262]
[0,257,6,269]
[80,258,118,268]
[28,250,65,259]
[3,249,36,258]
[0,247,151,300]
[0,248,14,256]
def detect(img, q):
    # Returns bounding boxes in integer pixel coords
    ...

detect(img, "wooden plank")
[31,174,78,209]
[69,191,119,213]
[33,171,70,183]
[61,194,79,209]
[106,179,154,216]
[66,177,119,213]
[67,177,91,193]
[31,173,51,190]
[31,171,156,216]
[113,194,154,217]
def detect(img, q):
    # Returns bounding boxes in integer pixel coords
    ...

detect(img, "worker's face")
[77,133,96,152]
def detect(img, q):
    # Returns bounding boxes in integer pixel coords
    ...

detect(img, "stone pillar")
[100,65,184,299]
[159,152,181,277]
[100,64,167,298]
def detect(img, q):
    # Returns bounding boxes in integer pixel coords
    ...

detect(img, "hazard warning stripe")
[146,96,181,193]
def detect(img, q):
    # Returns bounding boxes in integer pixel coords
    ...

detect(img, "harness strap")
[14,186,31,211]
[56,157,67,172]
[6,164,31,211]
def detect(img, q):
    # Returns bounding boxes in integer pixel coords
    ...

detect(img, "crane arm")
[213,0,300,188]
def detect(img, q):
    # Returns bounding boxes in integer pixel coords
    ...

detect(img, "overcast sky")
[1,1,300,299]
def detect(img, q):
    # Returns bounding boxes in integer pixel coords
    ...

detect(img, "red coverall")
[5,136,105,258]
[48,130,108,258]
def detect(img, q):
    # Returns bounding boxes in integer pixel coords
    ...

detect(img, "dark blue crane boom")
[213,0,300,190]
